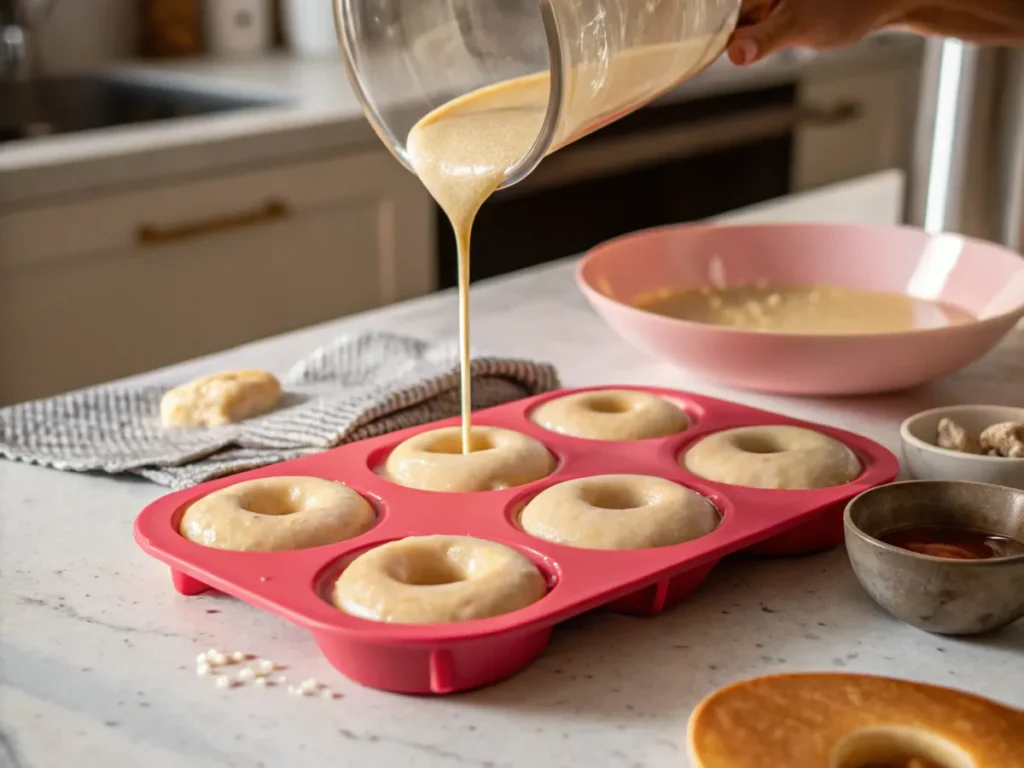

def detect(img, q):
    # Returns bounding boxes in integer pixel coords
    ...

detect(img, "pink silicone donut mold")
[134,386,899,695]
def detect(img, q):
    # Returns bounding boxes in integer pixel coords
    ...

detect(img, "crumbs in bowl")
[937,417,1024,458]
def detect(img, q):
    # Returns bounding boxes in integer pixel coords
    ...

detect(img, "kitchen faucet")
[0,0,54,81]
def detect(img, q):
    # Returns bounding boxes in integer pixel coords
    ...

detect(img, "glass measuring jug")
[335,0,741,189]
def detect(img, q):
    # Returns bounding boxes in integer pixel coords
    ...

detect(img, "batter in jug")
[406,39,729,454]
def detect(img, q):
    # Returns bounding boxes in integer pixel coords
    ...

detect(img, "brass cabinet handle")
[798,100,863,126]
[136,199,290,246]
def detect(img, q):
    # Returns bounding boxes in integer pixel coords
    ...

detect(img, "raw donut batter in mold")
[519,474,719,550]
[687,672,1024,768]
[530,389,690,441]
[332,535,547,624]
[384,425,554,492]
[683,425,861,490]
[179,476,376,551]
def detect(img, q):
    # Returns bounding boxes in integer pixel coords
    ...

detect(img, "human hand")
[727,0,912,66]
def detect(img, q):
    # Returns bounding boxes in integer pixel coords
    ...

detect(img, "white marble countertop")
[2,172,1021,768]
[0,33,921,206]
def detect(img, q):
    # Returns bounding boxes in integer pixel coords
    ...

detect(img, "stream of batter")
[406,39,727,453]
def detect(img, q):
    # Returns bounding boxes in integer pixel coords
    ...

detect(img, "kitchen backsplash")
[37,0,138,73]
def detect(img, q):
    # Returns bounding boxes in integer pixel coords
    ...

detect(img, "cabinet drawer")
[1,151,423,270]
[793,63,920,191]
[0,150,435,404]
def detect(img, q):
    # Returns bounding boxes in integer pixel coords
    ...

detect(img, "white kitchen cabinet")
[0,150,435,405]
[792,60,921,192]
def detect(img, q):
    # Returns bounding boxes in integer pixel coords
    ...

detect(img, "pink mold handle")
[134,387,899,695]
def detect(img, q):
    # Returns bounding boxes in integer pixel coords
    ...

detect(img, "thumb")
[727,4,793,66]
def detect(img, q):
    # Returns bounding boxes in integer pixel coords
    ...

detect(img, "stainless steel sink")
[0,75,283,143]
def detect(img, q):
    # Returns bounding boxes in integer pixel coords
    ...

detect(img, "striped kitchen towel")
[0,332,560,489]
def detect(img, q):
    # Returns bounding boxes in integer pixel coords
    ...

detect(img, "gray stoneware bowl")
[844,480,1024,635]
[900,405,1024,490]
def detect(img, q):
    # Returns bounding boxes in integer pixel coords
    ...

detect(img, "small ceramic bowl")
[576,223,1024,395]
[844,480,1024,635]
[900,405,1024,490]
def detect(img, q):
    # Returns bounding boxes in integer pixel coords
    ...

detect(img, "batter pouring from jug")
[404,32,732,453]
[339,0,1024,459]
[394,0,747,454]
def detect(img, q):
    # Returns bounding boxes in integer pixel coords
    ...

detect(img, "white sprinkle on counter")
[189,650,335,698]
[208,651,228,667]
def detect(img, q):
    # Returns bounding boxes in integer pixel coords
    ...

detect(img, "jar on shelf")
[140,0,203,58]
[204,0,273,58]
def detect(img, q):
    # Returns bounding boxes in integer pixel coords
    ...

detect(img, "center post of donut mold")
[582,394,634,415]
[730,433,785,454]
[579,483,651,510]
[424,431,496,455]
[387,555,467,586]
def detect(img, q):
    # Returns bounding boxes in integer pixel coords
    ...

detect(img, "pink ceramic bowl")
[577,223,1024,395]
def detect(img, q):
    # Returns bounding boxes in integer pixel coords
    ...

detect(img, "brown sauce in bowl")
[880,525,1024,560]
